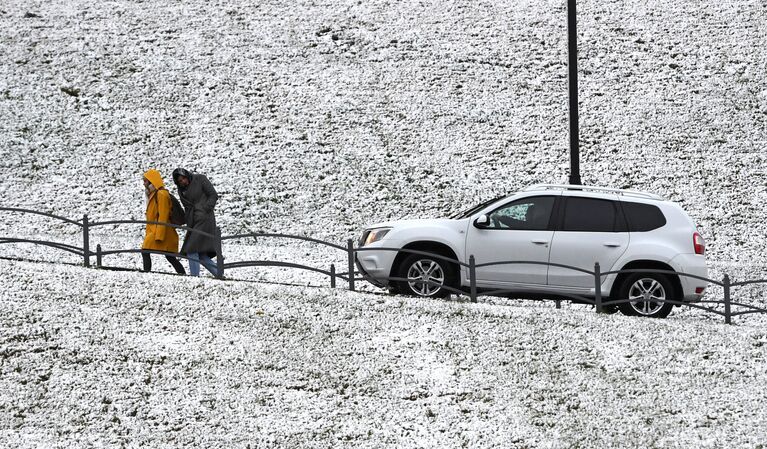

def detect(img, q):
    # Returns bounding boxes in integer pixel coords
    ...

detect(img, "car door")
[547,195,629,289]
[465,195,558,286]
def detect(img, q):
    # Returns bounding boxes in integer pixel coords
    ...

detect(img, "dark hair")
[172,168,192,185]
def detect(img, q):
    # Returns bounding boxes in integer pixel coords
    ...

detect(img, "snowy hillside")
[2,259,767,448]
[1,0,766,266]
[2,1,767,446]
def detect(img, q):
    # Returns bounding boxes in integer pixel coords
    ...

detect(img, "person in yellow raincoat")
[142,169,185,274]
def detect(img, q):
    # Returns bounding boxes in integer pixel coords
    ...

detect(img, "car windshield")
[450,193,509,219]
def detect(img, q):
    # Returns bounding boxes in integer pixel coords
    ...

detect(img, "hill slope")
[2,259,767,447]
[1,0,766,265]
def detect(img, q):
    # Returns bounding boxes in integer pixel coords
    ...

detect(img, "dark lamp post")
[567,0,582,185]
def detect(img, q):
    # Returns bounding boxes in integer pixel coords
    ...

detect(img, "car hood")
[365,218,468,230]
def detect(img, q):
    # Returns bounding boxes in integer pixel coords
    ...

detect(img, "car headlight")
[361,228,392,246]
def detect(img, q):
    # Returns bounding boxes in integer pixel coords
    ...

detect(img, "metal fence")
[2,206,766,325]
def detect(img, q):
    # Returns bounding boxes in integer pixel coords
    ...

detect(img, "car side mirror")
[474,214,490,228]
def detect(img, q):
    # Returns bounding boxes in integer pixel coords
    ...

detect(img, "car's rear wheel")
[617,273,674,318]
[396,254,457,298]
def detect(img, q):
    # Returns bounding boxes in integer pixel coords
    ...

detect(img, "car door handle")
[604,242,622,248]
[531,240,549,245]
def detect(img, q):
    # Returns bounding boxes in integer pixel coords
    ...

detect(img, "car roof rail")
[525,184,664,200]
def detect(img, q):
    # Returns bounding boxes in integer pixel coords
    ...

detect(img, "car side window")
[487,196,555,230]
[562,197,620,232]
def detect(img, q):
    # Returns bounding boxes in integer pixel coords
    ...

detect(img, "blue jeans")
[188,252,219,277]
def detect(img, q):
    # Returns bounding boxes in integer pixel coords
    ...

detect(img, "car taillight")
[693,232,705,255]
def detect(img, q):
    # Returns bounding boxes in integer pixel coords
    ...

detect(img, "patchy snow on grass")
[1,259,767,448]
[2,0,767,446]
[0,0,766,266]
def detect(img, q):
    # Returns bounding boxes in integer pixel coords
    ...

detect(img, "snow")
[0,235,764,446]
[0,0,766,266]
[2,0,767,446]
[1,259,767,448]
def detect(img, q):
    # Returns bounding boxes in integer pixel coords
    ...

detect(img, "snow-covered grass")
[1,0,767,319]
[2,0,767,446]
[1,259,767,448]
[1,0,766,266]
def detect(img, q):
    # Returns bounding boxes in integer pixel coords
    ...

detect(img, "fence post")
[96,244,102,268]
[469,255,477,303]
[594,262,603,314]
[215,226,224,280]
[723,274,732,325]
[330,264,336,289]
[82,214,90,267]
[347,239,355,292]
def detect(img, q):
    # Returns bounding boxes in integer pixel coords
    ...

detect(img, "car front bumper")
[354,240,401,288]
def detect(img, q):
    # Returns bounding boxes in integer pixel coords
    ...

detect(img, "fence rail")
[3,205,767,325]
[0,238,84,257]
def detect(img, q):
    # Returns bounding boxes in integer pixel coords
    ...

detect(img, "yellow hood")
[144,169,165,189]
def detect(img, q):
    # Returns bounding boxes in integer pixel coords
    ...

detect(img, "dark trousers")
[142,252,186,275]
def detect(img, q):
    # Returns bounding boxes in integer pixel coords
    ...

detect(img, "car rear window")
[622,202,667,232]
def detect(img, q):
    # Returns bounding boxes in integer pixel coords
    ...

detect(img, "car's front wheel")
[617,273,674,318]
[396,254,457,298]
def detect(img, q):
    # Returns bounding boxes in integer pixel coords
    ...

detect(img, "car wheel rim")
[628,278,666,315]
[407,259,445,297]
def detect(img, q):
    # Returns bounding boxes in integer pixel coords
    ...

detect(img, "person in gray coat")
[172,168,220,276]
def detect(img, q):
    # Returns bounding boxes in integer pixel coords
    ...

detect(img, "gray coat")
[177,173,219,256]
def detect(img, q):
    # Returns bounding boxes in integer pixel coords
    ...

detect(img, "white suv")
[357,184,708,318]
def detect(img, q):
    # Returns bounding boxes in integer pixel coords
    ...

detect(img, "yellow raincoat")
[142,169,180,253]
